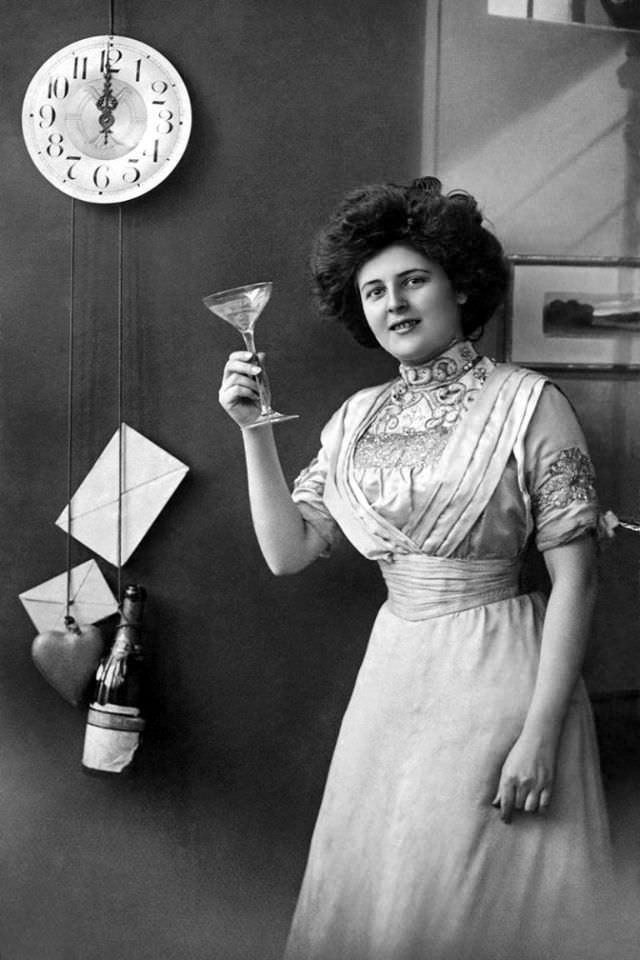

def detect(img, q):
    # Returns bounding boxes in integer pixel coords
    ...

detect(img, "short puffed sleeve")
[291,419,342,555]
[524,383,599,552]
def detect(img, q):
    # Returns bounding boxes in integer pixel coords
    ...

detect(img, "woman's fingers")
[538,787,552,811]
[514,779,534,810]
[219,351,264,426]
[224,352,262,379]
[492,780,552,823]
[220,372,260,394]
[495,783,516,824]
[220,383,259,402]
[523,790,541,813]
[220,352,263,401]
[493,732,557,824]
[227,350,258,363]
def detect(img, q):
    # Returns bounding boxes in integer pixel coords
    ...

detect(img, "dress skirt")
[284,593,612,960]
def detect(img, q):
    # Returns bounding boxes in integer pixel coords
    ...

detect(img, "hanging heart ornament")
[32,616,104,706]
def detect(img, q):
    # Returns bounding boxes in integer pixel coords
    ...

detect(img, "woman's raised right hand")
[218,350,264,428]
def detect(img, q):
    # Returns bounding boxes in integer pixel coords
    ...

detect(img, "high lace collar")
[398,339,480,387]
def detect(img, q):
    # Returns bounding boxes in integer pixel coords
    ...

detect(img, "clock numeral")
[38,105,56,128]
[100,48,123,73]
[123,160,141,184]
[93,164,110,189]
[47,76,69,100]
[143,140,160,163]
[73,56,88,80]
[66,155,82,180]
[157,109,174,135]
[135,59,142,82]
[46,133,65,158]
[151,80,168,95]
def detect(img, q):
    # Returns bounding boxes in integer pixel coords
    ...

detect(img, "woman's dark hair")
[310,176,509,348]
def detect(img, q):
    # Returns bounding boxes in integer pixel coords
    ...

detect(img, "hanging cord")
[107,0,125,612]
[117,203,125,603]
[65,199,76,623]
[108,12,124,606]
[432,0,443,177]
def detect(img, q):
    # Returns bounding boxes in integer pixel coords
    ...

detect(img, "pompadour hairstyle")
[310,176,509,347]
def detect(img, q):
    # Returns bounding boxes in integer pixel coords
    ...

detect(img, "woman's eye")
[406,275,426,287]
[367,286,385,299]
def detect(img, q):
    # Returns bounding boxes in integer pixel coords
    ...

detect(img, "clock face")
[22,35,192,204]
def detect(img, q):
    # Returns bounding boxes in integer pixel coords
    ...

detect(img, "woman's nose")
[387,286,407,313]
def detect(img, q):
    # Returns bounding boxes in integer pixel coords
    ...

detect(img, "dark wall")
[0,2,425,957]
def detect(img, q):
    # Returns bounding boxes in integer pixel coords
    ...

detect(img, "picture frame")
[505,255,640,369]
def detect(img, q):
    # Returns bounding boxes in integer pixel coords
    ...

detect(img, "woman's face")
[357,244,465,366]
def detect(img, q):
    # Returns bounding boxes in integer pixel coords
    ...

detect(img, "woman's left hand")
[492,729,559,824]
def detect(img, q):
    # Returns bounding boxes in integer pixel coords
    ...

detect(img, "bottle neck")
[120,585,146,622]
[112,592,145,657]
[111,625,137,657]
[119,596,144,626]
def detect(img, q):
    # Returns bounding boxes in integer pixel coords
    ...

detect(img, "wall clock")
[21,35,192,203]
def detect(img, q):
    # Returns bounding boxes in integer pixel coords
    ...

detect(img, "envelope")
[56,423,189,566]
[19,559,119,633]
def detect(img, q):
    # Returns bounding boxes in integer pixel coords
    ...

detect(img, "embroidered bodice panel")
[344,341,598,555]
[353,340,494,470]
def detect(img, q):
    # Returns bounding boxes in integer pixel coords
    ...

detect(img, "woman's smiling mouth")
[389,318,420,333]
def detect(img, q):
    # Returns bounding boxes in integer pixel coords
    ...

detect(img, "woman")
[219,178,613,960]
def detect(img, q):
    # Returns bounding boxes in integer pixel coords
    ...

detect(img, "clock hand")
[88,130,126,149]
[96,53,118,146]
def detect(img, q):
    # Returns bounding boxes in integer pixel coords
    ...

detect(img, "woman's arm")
[493,534,598,823]
[219,351,327,575]
[242,426,329,574]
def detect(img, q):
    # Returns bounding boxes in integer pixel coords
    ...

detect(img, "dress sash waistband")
[378,554,520,621]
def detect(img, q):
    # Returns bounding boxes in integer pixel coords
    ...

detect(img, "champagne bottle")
[82,584,147,775]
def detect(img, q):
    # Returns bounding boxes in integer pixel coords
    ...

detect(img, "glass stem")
[241,330,272,415]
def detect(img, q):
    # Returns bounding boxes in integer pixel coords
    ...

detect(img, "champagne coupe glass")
[203,281,299,428]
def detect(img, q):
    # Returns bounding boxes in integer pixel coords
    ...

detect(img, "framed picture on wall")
[506,255,640,369]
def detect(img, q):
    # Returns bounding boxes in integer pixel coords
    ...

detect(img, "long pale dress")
[285,340,614,960]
